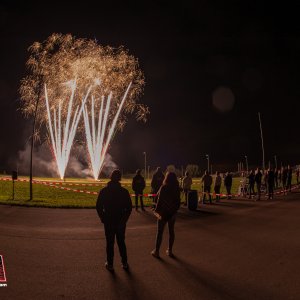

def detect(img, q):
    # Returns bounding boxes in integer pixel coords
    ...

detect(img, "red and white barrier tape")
[1,177,298,198]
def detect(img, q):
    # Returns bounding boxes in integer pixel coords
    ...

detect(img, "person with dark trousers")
[151,167,165,208]
[132,169,146,211]
[255,168,263,201]
[214,171,222,202]
[267,168,275,200]
[201,170,213,204]
[248,170,255,199]
[282,166,288,193]
[286,165,293,192]
[181,171,193,205]
[151,172,181,258]
[278,168,282,188]
[96,169,132,272]
[224,172,233,199]
[274,168,279,189]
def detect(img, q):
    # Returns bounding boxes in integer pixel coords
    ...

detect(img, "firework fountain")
[44,79,91,179]
[83,82,132,179]
[20,33,148,180]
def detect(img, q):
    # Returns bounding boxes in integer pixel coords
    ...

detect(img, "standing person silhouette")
[132,169,146,211]
[282,167,288,194]
[286,165,293,192]
[181,171,193,205]
[224,172,233,199]
[151,167,165,209]
[96,169,132,272]
[274,168,279,189]
[201,170,213,204]
[214,171,222,202]
[151,172,181,258]
[255,168,263,201]
[267,168,275,200]
[248,170,255,199]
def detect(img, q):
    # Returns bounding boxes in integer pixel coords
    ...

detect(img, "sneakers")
[166,249,175,258]
[151,249,160,258]
[105,262,114,272]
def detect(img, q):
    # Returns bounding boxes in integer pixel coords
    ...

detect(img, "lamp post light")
[205,154,209,173]
[245,155,249,174]
[143,152,147,178]
[258,112,265,171]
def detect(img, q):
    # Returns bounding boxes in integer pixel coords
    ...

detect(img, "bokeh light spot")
[212,86,235,113]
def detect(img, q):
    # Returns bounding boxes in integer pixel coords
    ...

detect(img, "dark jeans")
[104,222,127,265]
[134,193,144,208]
[249,183,255,197]
[226,185,232,198]
[202,186,212,203]
[268,185,274,199]
[214,185,221,200]
[155,215,176,252]
[287,179,292,192]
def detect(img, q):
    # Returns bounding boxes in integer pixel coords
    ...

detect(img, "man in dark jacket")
[201,170,213,204]
[96,169,132,271]
[247,170,255,199]
[132,169,146,211]
[254,168,262,200]
[224,172,233,199]
[267,168,275,199]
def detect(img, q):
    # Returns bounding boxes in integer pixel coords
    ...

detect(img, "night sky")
[0,0,300,175]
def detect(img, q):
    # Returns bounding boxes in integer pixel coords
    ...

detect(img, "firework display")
[20,33,148,179]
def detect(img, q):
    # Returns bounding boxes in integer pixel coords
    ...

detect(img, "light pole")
[143,152,147,178]
[205,154,209,173]
[258,112,265,171]
[245,155,249,174]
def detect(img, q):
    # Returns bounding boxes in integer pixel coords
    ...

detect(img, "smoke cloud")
[16,143,118,178]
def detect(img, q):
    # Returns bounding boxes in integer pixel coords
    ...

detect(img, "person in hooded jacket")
[151,172,181,258]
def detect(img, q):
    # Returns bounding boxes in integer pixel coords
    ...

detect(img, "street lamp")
[245,155,249,174]
[205,154,209,173]
[143,152,147,178]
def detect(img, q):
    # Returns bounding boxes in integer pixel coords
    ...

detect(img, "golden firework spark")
[20,33,148,131]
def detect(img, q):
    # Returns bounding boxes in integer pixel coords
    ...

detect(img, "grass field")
[0,175,297,208]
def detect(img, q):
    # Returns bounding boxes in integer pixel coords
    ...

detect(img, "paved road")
[0,192,300,300]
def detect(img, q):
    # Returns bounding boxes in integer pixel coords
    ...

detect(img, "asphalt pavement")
[0,191,300,300]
